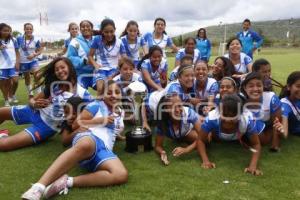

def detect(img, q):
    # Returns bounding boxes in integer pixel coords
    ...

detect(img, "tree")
[12,30,22,38]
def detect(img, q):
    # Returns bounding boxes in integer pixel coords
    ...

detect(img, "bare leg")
[184,130,198,143]
[10,76,19,97]
[96,80,105,98]
[38,136,96,186]
[32,70,42,94]
[0,107,13,124]
[73,158,128,187]
[0,130,34,151]
[0,79,10,101]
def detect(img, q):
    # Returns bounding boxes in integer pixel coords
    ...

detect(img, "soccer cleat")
[43,174,69,199]
[12,96,19,103]
[21,187,43,200]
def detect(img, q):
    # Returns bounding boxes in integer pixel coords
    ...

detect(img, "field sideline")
[0,48,300,200]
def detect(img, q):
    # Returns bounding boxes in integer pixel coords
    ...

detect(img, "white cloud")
[1,0,299,41]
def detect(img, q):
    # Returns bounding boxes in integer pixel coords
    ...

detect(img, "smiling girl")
[22,80,127,200]
[0,57,91,151]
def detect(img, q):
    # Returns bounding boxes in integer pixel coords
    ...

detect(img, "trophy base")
[125,127,153,153]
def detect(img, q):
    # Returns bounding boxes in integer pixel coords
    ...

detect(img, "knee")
[73,138,95,157]
[113,168,128,185]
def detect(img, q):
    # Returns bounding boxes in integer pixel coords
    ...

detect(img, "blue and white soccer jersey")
[143,32,173,58]
[64,37,72,49]
[0,38,19,79]
[11,84,92,143]
[201,109,265,141]
[67,35,95,89]
[195,38,211,62]
[194,78,219,100]
[39,83,92,131]
[113,72,142,95]
[17,35,41,72]
[224,52,252,74]
[121,35,146,67]
[236,30,263,58]
[175,48,201,64]
[165,80,194,102]
[157,106,199,139]
[246,92,281,127]
[281,98,300,135]
[141,58,168,93]
[72,100,124,171]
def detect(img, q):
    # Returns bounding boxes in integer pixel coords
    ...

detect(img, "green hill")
[173,18,300,47]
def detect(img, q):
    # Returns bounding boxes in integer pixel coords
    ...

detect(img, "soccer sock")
[26,85,32,95]
[67,177,74,188]
[35,86,42,94]
[32,183,46,193]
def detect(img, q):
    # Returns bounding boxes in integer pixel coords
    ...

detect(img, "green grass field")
[0,48,300,200]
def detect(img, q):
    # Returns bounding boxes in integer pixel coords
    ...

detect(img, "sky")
[1,0,299,41]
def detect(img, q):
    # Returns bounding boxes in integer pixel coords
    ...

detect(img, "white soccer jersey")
[0,38,18,69]
[17,35,41,63]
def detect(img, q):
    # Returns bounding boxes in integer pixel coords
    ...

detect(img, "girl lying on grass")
[22,80,128,200]
[197,94,264,176]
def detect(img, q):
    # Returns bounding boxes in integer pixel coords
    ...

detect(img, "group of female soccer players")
[0,17,299,200]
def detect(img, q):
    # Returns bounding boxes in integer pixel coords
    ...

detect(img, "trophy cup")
[124,81,153,153]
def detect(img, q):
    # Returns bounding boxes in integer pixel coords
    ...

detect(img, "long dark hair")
[120,20,140,38]
[99,18,116,46]
[34,57,77,98]
[197,28,207,39]
[279,71,300,99]
[213,56,235,81]
[137,45,163,70]
[154,17,167,35]
[240,72,263,99]
[0,23,13,41]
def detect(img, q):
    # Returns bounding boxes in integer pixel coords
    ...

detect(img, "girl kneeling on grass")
[280,71,300,136]
[0,57,91,151]
[22,80,128,200]
[155,94,202,165]
[197,94,264,176]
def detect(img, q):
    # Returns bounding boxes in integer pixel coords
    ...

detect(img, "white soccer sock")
[67,177,74,188]
[26,85,32,94]
[35,86,42,94]
[32,183,46,192]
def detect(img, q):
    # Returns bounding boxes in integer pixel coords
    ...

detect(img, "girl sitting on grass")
[0,57,91,151]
